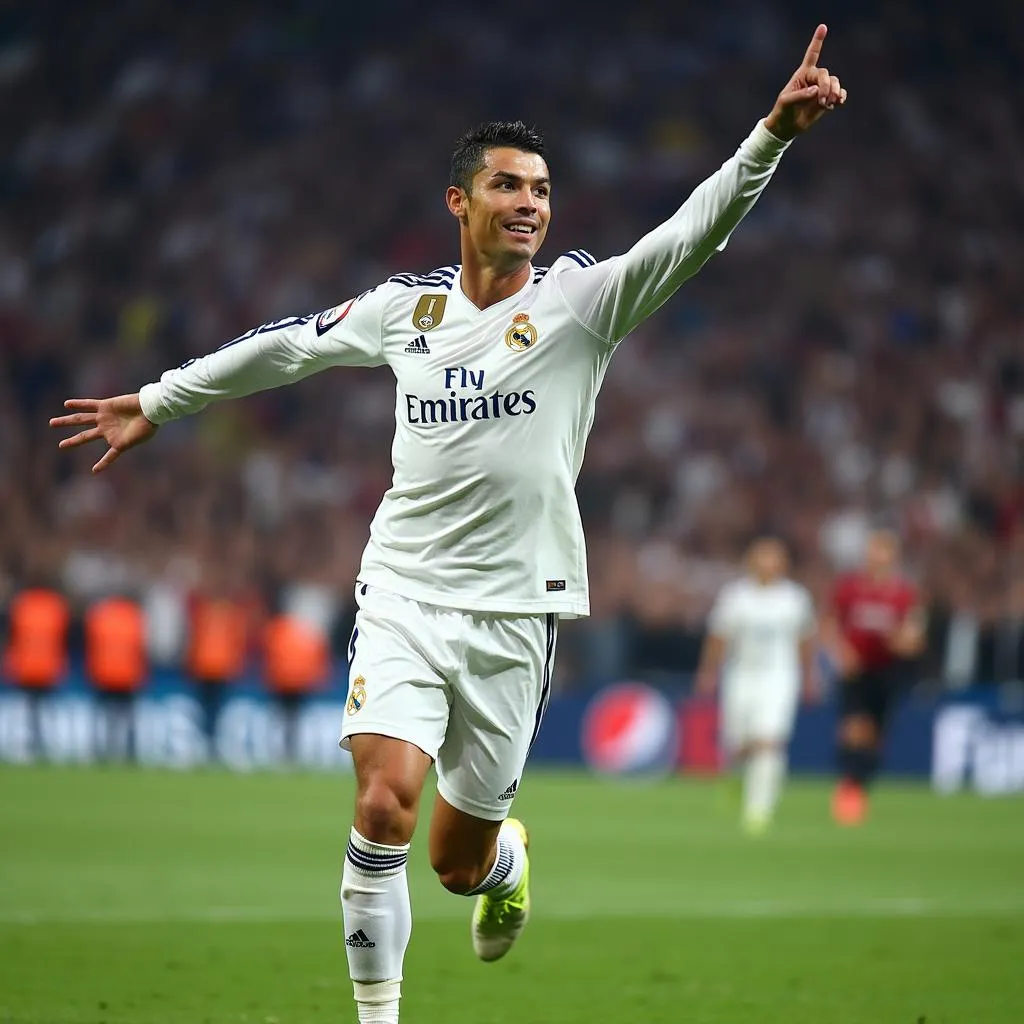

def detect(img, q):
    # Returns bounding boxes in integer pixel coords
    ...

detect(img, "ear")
[446,184,469,222]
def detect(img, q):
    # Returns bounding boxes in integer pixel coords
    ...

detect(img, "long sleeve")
[138,288,387,424]
[557,120,790,345]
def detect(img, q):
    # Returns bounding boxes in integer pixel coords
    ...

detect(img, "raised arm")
[50,289,386,472]
[558,24,846,344]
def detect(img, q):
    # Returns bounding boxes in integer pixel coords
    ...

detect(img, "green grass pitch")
[1,765,1022,1023]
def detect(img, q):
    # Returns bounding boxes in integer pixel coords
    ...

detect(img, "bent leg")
[428,793,507,893]
[430,792,530,962]
[426,611,555,960]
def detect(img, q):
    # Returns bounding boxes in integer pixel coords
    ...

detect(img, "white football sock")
[341,828,411,1024]
[351,980,401,1024]
[744,748,786,822]
[466,820,526,899]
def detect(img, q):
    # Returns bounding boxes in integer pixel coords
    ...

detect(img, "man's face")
[448,147,550,268]
[749,539,787,582]
[865,532,898,576]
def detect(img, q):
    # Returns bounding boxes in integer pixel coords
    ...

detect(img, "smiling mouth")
[503,224,536,238]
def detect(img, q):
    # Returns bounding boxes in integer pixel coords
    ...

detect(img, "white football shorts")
[340,583,557,820]
[720,673,800,752]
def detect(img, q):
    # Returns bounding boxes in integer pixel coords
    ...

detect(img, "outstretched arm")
[559,24,846,344]
[50,292,386,472]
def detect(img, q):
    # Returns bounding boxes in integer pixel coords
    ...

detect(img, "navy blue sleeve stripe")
[562,252,590,270]
[389,266,456,284]
[217,315,313,351]
[347,626,359,673]
[388,278,454,290]
[177,314,315,367]
[388,274,446,283]
[390,274,453,284]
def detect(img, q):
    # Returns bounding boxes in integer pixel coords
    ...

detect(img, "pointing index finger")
[802,23,827,68]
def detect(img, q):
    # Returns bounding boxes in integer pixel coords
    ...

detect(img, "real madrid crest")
[412,294,447,332]
[347,675,367,716]
[505,312,538,352]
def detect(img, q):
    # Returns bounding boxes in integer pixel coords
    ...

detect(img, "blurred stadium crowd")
[2,0,1023,692]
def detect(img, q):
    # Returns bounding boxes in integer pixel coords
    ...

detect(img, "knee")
[431,849,489,895]
[433,861,486,896]
[355,778,418,846]
[840,716,876,748]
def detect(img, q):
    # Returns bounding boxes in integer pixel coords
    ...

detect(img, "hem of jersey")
[356,567,590,617]
[435,776,511,823]
[339,723,440,761]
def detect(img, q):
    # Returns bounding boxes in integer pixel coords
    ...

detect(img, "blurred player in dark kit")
[827,531,925,825]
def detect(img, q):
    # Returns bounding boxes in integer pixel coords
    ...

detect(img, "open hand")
[49,394,158,473]
[765,24,847,141]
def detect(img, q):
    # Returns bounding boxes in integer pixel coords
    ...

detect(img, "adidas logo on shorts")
[498,779,518,802]
[345,929,376,948]
[404,335,430,354]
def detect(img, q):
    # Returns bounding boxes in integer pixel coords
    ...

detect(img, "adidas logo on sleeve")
[345,929,376,948]
[404,335,430,354]
[498,779,518,802]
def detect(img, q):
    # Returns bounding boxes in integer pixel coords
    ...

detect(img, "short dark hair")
[450,120,547,193]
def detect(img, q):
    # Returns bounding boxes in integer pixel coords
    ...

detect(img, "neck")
[459,247,531,310]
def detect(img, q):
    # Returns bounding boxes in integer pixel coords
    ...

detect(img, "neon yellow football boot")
[742,811,771,836]
[471,818,530,962]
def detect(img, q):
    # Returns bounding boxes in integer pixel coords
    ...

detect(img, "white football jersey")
[139,121,788,616]
[708,577,816,685]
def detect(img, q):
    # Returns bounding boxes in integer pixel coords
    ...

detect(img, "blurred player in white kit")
[697,538,818,832]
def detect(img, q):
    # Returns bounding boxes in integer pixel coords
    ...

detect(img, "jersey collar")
[452,266,534,315]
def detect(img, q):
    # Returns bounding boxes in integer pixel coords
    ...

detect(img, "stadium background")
[2,3,1023,1023]
[3,0,1023,784]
